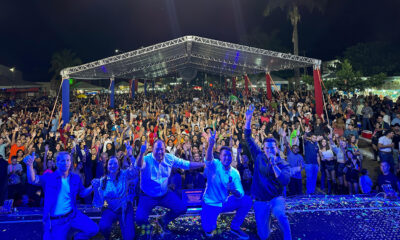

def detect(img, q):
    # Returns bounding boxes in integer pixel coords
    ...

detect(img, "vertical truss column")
[110,76,115,108]
[61,76,70,125]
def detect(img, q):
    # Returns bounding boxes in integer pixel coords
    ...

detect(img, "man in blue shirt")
[135,139,205,238]
[303,131,320,194]
[201,131,252,239]
[245,105,292,240]
[282,133,304,196]
[26,151,99,240]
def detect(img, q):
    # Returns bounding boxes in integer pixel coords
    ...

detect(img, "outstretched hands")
[208,130,217,146]
[24,152,36,167]
[140,140,147,154]
[125,142,133,156]
[91,179,100,189]
[246,104,255,119]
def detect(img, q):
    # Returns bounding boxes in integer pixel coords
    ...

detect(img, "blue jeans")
[305,164,319,194]
[136,191,187,226]
[320,163,326,191]
[43,210,99,240]
[254,197,292,240]
[288,178,302,196]
[201,195,252,233]
[99,204,135,240]
[362,118,372,131]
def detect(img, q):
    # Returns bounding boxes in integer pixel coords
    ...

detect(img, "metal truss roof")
[61,35,321,80]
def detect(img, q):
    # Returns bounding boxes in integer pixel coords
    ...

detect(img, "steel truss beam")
[61,35,321,79]
[189,36,320,67]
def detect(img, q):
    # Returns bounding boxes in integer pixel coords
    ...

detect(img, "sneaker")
[202,231,214,239]
[230,228,249,239]
[139,224,153,240]
[156,217,172,235]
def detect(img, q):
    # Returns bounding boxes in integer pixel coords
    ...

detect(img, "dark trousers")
[136,191,187,226]
[7,183,22,201]
[362,118,372,131]
[201,195,252,233]
[99,203,135,240]
[43,210,99,240]
[288,178,302,196]
[0,179,8,206]
[320,164,326,191]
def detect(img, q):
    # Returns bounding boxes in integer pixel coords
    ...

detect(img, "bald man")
[135,140,204,238]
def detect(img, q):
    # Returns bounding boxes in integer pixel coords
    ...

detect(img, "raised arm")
[135,140,147,168]
[206,130,217,163]
[244,105,262,160]
[11,127,18,146]
[26,153,42,186]
[43,144,49,171]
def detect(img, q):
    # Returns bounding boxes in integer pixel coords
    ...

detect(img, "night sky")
[1,0,399,82]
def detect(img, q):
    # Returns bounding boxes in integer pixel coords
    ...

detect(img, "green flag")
[229,95,239,102]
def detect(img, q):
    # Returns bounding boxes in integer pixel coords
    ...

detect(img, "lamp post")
[9,67,16,98]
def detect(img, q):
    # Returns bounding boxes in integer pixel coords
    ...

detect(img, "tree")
[49,49,82,91]
[302,60,386,93]
[263,0,328,88]
[334,59,363,92]
[344,41,400,76]
[301,74,313,86]
[365,72,386,89]
[330,60,385,92]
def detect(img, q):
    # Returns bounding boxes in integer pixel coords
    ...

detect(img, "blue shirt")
[30,171,85,222]
[97,167,138,212]
[287,149,304,179]
[203,159,244,207]
[391,118,400,126]
[304,140,319,165]
[138,153,190,197]
[51,118,58,132]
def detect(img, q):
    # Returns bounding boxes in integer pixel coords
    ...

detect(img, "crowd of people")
[1,86,400,239]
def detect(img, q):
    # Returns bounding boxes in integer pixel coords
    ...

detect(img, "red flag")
[313,68,323,117]
[266,73,272,100]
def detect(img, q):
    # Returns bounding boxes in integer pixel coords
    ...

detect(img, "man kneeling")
[201,131,252,239]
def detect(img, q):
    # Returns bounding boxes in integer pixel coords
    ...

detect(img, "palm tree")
[263,0,327,88]
[49,49,82,91]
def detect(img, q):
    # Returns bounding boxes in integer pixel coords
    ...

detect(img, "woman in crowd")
[345,150,361,194]
[319,138,336,194]
[95,142,145,240]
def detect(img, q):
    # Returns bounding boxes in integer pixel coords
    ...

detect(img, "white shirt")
[378,136,392,153]
[383,115,391,125]
[54,177,72,216]
[203,159,244,207]
[231,147,238,168]
[138,153,190,197]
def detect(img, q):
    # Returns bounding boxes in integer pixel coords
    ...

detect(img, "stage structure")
[60,35,322,124]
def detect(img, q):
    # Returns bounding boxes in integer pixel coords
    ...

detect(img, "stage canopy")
[59,36,324,124]
[61,35,321,80]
